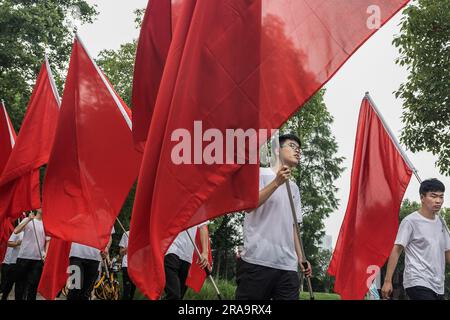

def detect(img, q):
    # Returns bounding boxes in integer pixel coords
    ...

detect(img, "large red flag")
[129,0,410,299]
[42,36,141,250]
[0,100,16,171]
[327,96,413,299]
[37,238,71,300]
[0,100,16,262]
[132,0,172,151]
[185,227,212,293]
[0,58,60,221]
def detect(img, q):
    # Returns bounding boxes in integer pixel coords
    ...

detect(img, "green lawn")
[134,278,341,300]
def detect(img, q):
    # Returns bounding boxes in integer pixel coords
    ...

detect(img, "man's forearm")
[199,226,209,255]
[14,218,31,234]
[293,224,303,262]
[384,246,403,283]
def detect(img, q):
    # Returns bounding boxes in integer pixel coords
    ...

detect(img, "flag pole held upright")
[285,181,315,300]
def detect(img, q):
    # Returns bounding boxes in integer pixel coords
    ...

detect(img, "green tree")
[393,0,450,175]
[209,213,243,281]
[282,89,345,282]
[0,0,97,130]
[96,41,137,106]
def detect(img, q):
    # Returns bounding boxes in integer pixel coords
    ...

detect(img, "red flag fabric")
[327,96,413,300]
[0,59,60,221]
[37,238,71,300]
[0,101,16,262]
[42,36,141,250]
[129,0,410,299]
[185,227,212,293]
[0,101,16,171]
[132,0,172,151]
[0,218,14,262]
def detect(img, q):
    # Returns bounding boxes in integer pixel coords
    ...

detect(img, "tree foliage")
[0,0,97,130]
[393,0,450,175]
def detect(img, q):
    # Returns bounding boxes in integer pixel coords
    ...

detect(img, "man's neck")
[418,208,436,220]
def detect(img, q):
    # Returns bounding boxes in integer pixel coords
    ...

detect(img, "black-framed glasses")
[282,142,300,152]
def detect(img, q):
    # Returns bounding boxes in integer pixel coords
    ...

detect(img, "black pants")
[405,286,444,300]
[15,258,43,300]
[163,253,191,300]
[67,257,100,300]
[121,267,136,300]
[1,263,17,300]
[235,259,300,300]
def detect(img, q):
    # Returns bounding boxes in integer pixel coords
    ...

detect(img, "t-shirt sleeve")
[119,233,127,248]
[394,218,413,248]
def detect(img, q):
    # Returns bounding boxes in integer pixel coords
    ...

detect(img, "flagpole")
[186,230,222,300]
[285,181,315,300]
[31,215,44,263]
[44,55,61,107]
[365,92,450,236]
[115,218,129,239]
[365,92,420,182]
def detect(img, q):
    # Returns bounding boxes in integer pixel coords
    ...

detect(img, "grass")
[134,278,341,300]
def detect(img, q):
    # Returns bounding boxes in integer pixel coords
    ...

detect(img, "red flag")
[327,96,413,300]
[185,227,212,293]
[0,101,16,172]
[42,36,141,250]
[0,59,60,220]
[0,219,14,262]
[0,101,16,261]
[129,0,410,299]
[132,0,172,151]
[37,239,71,300]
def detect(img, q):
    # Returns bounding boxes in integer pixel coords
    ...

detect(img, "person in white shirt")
[119,230,135,300]
[1,230,23,300]
[236,134,312,300]
[67,227,114,300]
[163,222,210,300]
[14,209,50,300]
[382,178,450,300]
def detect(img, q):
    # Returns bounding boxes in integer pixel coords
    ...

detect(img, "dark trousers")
[15,258,43,300]
[121,267,136,300]
[235,259,300,300]
[67,257,100,300]
[163,253,191,300]
[406,286,444,300]
[1,263,17,300]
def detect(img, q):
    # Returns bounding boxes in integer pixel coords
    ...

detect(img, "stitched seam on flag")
[2,103,15,147]
[45,58,61,107]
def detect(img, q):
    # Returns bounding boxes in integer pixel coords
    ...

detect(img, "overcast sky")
[78,0,450,247]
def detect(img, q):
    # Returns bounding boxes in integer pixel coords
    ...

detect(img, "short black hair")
[419,178,445,196]
[272,133,301,151]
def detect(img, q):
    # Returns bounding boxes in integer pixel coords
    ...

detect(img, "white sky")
[78,1,450,247]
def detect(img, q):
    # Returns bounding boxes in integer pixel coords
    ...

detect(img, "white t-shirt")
[119,231,129,268]
[241,167,302,272]
[70,226,115,262]
[3,232,24,264]
[166,222,209,263]
[17,219,50,261]
[395,211,450,295]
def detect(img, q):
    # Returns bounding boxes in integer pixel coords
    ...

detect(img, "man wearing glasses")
[235,133,312,300]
